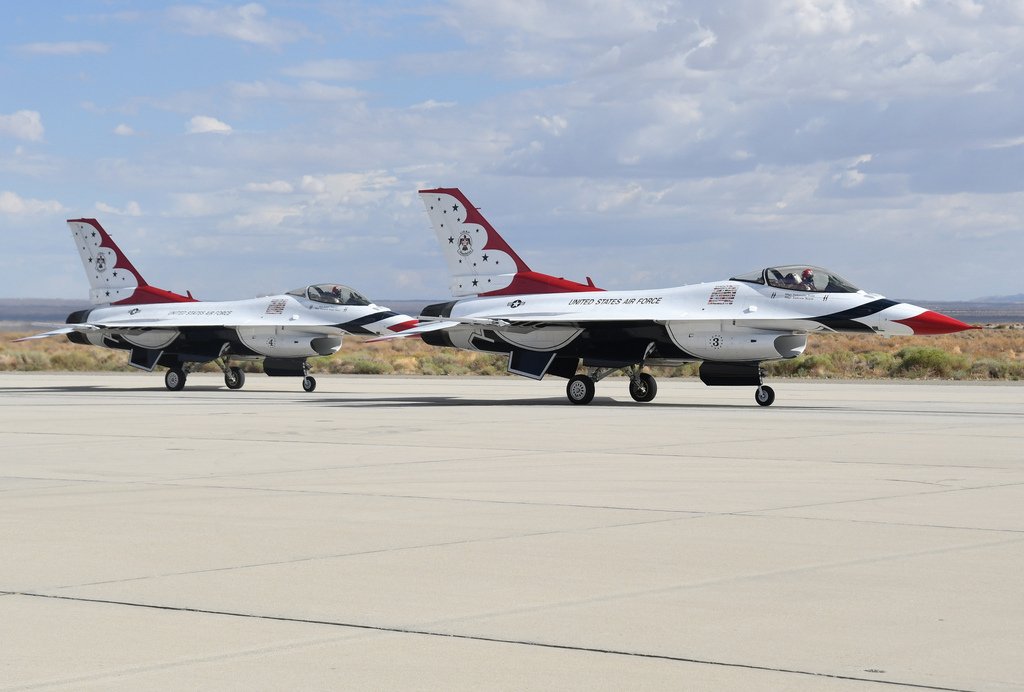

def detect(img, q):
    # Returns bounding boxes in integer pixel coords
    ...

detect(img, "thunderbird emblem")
[457,231,473,256]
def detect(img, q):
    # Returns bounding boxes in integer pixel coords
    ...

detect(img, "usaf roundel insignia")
[457,231,473,256]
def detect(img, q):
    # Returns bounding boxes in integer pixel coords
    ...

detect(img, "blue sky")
[2,1,1023,301]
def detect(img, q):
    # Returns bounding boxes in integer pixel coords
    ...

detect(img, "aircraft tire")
[755,385,775,407]
[629,373,658,402]
[225,367,245,390]
[165,368,187,391]
[302,376,317,393]
[566,375,595,405]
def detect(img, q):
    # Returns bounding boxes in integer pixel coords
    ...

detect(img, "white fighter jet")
[18,218,417,391]
[388,187,976,406]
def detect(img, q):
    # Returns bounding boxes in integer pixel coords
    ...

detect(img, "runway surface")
[1,372,1023,691]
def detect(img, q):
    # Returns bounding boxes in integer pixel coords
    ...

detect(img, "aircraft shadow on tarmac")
[15,385,1013,416]
[311,395,797,410]
[6,384,785,409]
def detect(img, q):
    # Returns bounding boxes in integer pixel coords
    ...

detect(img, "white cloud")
[230,80,363,102]
[0,111,44,141]
[186,115,232,135]
[410,99,456,111]
[298,172,399,203]
[229,206,301,230]
[245,180,294,193]
[113,123,136,136]
[280,59,369,81]
[17,41,110,55]
[536,115,568,136]
[95,201,142,216]
[167,3,309,48]
[0,190,63,215]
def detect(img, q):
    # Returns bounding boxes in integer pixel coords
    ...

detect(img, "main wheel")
[164,368,186,391]
[755,385,775,407]
[628,373,658,402]
[302,375,317,392]
[566,375,595,405]
[224,367,245,390]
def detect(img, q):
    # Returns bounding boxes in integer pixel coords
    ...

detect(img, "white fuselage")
[435,279,922,364]
[77,294,412,359]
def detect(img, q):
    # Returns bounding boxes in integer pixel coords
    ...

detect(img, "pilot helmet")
[801,268,814,281]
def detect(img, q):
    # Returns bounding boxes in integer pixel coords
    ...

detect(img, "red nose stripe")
[894,311,978,335]
[388,319,419,333]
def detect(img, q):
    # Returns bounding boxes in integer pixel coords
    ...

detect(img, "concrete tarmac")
[1,372,1023,691]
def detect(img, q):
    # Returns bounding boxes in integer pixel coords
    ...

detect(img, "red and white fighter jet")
[18,219,417,391]
[395,187,976,406]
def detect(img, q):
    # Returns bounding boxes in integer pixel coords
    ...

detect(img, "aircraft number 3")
[709,335,724,349]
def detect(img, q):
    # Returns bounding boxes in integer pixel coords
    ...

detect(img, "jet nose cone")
[894,310,978,335]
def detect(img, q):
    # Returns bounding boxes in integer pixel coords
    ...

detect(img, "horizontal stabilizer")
[365,320,460,342]
[13,324,100,341]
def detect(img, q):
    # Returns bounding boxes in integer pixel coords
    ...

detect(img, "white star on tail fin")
[67,219,195,305]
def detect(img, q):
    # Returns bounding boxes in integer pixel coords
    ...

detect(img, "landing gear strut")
[563,355,660,406]
[302,360,316,392]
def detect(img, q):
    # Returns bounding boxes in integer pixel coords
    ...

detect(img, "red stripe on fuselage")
[479,271,601,296]
[113,285,197,305]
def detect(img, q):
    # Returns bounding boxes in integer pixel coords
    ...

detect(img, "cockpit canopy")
[287,283,372,306]
[730,266,861,293]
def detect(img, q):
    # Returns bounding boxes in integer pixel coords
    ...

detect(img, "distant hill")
[971,294,1024,303]
[0,299,89,331]
[901,300,1024,324]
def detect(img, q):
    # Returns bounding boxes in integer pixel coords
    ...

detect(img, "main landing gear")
[164,367,187,391]
[565,365,658,405]
[162,354,317,392]
[564,360,779,407]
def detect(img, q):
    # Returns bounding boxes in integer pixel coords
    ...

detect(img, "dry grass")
[3,325,1023,380]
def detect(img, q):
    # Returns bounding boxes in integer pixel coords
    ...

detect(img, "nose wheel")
[755,385,775,407]
[224,366,245,390]
[302,375,317,392]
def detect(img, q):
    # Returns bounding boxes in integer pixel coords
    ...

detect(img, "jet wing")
[13,324,101,341]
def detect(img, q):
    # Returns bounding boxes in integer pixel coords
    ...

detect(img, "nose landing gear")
[755,385,775,407]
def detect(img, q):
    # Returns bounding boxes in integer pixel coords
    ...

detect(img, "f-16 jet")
[387,187,976,406]
[18,219,416,391]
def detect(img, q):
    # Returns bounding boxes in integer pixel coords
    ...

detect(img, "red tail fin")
[67,219,196,305]
[418,188,600,297]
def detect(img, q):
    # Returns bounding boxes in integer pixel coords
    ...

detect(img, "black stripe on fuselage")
[336,310,400,335]
[814,298,898,333]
